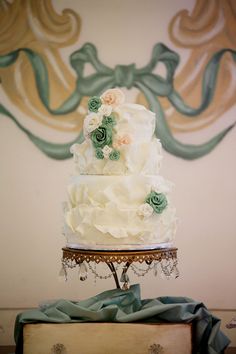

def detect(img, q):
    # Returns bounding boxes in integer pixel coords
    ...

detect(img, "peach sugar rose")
[113,134,132,148]
[101,88,125,107]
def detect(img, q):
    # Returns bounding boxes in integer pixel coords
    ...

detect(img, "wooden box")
[23,322,192,354]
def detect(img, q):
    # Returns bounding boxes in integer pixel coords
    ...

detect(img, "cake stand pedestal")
[61,247,178,289]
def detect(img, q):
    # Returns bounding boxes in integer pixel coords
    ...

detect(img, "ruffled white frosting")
[71,138,162,175]
[113,103,155,142]
[71,103,162,175]
[64,98,177,250]
[64,175,177,248]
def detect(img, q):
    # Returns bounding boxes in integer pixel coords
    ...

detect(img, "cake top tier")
[71,88,162,175]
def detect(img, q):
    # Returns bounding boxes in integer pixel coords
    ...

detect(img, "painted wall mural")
[0,0,235,160]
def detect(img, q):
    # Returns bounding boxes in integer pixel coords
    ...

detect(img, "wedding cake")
[63,89,177,250]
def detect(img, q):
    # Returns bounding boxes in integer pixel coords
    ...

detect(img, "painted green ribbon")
[0,43,235,159]
[0,48,84,159]
[0,48,82,115]
[0,104,84,159]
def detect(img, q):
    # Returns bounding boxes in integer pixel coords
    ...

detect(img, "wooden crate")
[23,322,192,354]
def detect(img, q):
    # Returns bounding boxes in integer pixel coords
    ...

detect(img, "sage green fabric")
[14,284,229,354]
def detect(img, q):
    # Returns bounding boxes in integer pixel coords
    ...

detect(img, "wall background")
[0,0,236,346]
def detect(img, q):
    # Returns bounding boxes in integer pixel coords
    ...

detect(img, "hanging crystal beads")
[131,263,153,277]
[87,262,119,280]
[160,257,179,279]
[61,247,179,287]
[120,272,129,283]
[78,262,88,281]
[153,262,158,276]
[122,281,130,290]
[120,266,130,290]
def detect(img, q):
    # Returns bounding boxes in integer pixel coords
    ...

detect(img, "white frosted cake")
[63,89,177,250]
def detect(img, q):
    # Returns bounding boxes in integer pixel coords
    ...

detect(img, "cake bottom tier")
[64,175,177,250]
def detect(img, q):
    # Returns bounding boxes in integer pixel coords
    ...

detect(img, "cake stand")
[61,247,178,289]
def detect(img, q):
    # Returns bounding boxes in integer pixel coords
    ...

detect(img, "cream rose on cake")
[83,113,103,138]
[137,203,154,218]
[101,88,125,107]
[98,104,113,116]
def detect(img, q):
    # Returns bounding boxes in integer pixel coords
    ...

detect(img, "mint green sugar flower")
[91,125,113,149]
[95,148,104,159]
[102,113,117,127]
[88,96,102,112]
[145,191,168,214]
[109,149,120,161]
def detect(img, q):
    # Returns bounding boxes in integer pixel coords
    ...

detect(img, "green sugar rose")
[88,96,102,112]
[145,191,168,214]
[95,148,104,159]
[102,113,117,127]
[109,149,120,161]
[91,125,113,149]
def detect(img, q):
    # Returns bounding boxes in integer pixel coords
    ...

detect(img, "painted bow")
[0,43,235,159]
[70,42,178,97]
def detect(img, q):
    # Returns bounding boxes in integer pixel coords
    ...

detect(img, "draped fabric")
[1,43,235,159]
[14,284,229,354]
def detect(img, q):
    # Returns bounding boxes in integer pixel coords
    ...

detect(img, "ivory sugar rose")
[101,88,125,107]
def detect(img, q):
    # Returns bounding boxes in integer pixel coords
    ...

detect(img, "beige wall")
[0,0,236,346]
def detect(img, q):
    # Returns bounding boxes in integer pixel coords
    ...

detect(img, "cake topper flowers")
[84,89,126,161]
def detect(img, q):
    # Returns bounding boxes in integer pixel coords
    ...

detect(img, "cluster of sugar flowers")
[84,88,130,161]
[138,189,168,218]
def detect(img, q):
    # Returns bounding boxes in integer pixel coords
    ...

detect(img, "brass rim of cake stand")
[62,247,178,264]
[62,247,178,289]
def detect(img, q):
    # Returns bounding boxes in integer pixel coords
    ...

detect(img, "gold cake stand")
[62,247,178,289]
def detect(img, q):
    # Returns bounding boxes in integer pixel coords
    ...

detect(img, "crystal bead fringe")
[87,262,120,280]
[130,263,154,277]
[61,256,179,283]
[161,258,179,279]
[78,262,88,281]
